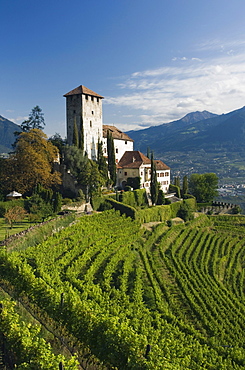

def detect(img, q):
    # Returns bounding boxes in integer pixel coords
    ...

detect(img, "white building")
[117,151,170,193]
[102,125,134,163]
[64,85,103,160]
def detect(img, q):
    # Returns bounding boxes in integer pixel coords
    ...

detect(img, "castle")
[64,85,170,192]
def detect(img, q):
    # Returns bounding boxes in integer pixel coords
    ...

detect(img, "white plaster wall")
[66,94,103,159]
[82,95,103,160]
[157,170,170,193]
[103,138,133,163]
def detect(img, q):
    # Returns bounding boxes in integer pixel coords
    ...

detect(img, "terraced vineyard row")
[0,210,245,369]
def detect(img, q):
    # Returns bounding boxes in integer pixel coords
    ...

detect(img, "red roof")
[118,151,170,170]
[64,85,104,98]
[118,151,151,169]
[103,125,133,142]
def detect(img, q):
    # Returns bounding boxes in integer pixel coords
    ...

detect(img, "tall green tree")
[150,152,158,205]
[97,140,108,184]
[21,106,45,132]
[107,131,116,186]
[174,176,180,187]
[79,118,84,153]
[189,173,218,203]
[182,175,188,195]
[72,118,79,147]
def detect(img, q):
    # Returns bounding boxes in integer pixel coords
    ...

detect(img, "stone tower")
[64,85,104,160]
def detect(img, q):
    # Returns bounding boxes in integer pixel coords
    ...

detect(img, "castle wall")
[66,93,103,160]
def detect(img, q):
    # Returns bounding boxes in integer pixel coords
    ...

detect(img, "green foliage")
[177,200,194,222]
[174,176,180,187]
[126,176,140,190]
[118,188,148,209]
[25,185,62,221]
[0,199,25,217]
[106,198,137,219]
[97,140,108,184]
[79,118,84,152]
[48,133,66,154]
[182,175,188,196]
[156,189,165,205]
[169,184,181,198]
[189,173,219,203]
[0,298,78,369]
[63,145,103,200]
[20,106,45,132]
[72,118,79,147]
[150,152,158,205]
[0,211,245,368]
[107,131,116,185]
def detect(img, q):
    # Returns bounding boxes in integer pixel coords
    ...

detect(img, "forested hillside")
[0,210,245,369]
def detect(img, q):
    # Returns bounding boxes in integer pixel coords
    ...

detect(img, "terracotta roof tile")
[118,151,170,170]
[155,159,170,170]
[103,125,133,142]
[118,151,151,169]
[64,85,104,98]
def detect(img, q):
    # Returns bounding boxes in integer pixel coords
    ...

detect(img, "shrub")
[169,184,181,198]
[105,198,137,219]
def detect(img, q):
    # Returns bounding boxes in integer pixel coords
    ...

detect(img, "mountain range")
[0,116,21,153]
[126,107,245,155]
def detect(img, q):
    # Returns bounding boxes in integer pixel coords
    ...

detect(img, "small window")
[90,121,92,127]
[97,97,99,103]
[124,172,127,176]
[91,96,94,102]
[73,110,76,114]
[165,172,168,176]
[85,95,88,100]
[92,111,94,115]
[125,140,127,144]
[104,148,106,153]
[116,148,118,153]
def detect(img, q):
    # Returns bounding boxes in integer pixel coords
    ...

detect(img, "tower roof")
[63,85,104,98]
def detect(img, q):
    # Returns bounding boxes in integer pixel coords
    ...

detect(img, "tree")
[189,173,218,203]
[21,106,45,132]
[48,133,66,155]
[72,118,79,147]
[174,176,180,187]
[182,175,188,196]
[107,131,116,186]
[156,189,165,205]
[4,206,26,229]
[0,129,61,194]
[63,145,103,201]
[97,140,108,184]
[150,152,158,205]
[177,201,194,222]
[79,118,84,153]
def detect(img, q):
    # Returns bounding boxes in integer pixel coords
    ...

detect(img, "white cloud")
[105,47,245,128]
[9,116,28,124]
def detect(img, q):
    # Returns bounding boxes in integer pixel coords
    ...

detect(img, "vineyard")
[0,210,245,369]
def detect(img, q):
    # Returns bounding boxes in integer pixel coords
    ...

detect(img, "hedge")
[105,198,137,219]
[137,198,196,223]
[118,189,148,209]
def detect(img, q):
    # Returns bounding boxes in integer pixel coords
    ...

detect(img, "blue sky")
[1,0,245,137]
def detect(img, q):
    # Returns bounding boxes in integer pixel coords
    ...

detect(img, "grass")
[0,217,33,242]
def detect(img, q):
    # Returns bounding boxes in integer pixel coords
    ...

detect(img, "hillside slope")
[0,210,245,369]
[0,115,21,153]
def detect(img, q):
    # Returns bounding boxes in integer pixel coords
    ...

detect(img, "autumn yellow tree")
[1,129,61,194]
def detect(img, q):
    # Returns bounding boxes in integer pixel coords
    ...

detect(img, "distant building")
[103,125,134,163]
[117,151,170,193]
[64,85,104,160]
